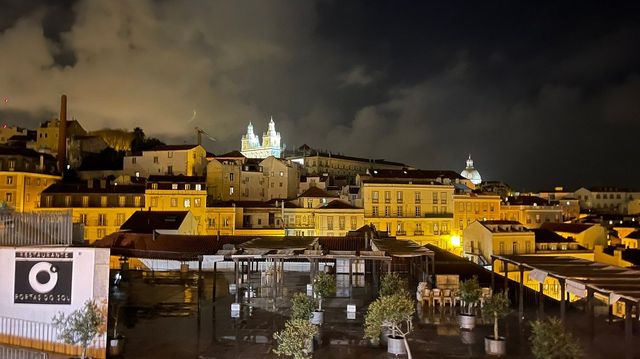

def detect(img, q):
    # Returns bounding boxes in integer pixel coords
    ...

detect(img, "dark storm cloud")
[0,0,639,190]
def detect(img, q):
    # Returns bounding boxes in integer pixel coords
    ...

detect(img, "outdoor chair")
[422,288,433,306]
[452,290,462,306]
[432,288,443,306]
[442,289,453,306]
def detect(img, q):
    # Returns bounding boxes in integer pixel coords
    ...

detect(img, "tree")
[530,317,582,359]
[379,272,409,298]
[290,292,317,321]
[458,276,481,315]
[364,293,414,344]
[130,127,165,152]
[52,300,106,359]
[273,319,319,359]
[312,272,336,312]
[482,291,511,340]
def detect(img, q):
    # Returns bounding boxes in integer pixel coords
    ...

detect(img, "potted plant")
[458,276,481,331]
[379,272,409,298]
[273,318,319,359]
[364,293,415,356]
[108,303,125,356]
[52,300,106,359]
[530,317,582,359]
[311,272,335,325]
[482,291,511,356]
[290,292,317,321]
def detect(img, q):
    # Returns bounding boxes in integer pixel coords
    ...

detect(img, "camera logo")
[14,251,73,305]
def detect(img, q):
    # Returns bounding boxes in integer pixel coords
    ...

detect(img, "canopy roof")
[372,238,434,258]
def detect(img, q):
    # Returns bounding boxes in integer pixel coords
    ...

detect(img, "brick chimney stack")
[58,94,67,171]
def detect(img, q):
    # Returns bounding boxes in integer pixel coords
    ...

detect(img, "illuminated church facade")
[240,117,282,158]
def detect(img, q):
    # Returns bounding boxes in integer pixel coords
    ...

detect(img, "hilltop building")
[460,155,482,186]
[241,117,282,158]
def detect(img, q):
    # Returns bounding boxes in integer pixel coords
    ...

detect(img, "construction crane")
[195,127,216,146]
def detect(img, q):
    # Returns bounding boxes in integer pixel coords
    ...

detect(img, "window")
[8,160,15,170]
[339,216,345,230]
[64,196,71,207]
[279,171,284,177]
[97,229,106,239]
[116,213,125,226]
[171,183,178,190]
[101,196,107,207]
[224,218,229,227]
[415,206,421,217]
[385,191,391,203]
[433,206,438,213]
[98,213,106,226]
[6,192,12,202]
[151,197,158,207]
[384,206,390,217]
[441,223,448,234]
[208,217,216,228]
[194,198,201,207]
[489,204,495,212]
[119,196,125,207]
[433,223,439,235]
[525,241,531,253]
[26,194,30,202]
[184,198,191,208]
[279,182,283,187]
[397,191,403,203]
[397,206,403,217]
[6,176,13,185]
[351,216,357,230]
[36,178,41,186]
[82,196,89,207]
[307,199,313,208]
[372,191,379,203]
[441,206,446,214]
[499,241,505,255]
[230,173,234,181]
[432,192,438,204]
[167,165,173,174]
[153,156,159,164]
[152,183,158,190]
[535,214,541,223]
[327,217,334,230]
[195,184,202,191]
[440,192,447,204]
[372,206,379,216]
[134,196,141,207]
[185,184,191,190]
[229,186,235,195]
[25,177,31,185]
[132,157,136,164]
[415,192,421,204]
[168,151,173,158]
[79,213,87,225]
[171,198,178,207]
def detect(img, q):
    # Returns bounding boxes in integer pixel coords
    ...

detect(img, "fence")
[0,344,48,359]
[0,211,73,246]
[0,316,105,359]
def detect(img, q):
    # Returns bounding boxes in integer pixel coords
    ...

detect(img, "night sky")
[1,1,639,191]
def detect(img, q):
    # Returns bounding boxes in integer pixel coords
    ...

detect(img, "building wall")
[553,225,607,250]
[463,222,535,264]
[206,159,266,201]
[574,187,640,214]
[500,205,563,228]
[204,207,236,236]
[123,146,207,178]
[0,172,60,212]
[0,127,27,143]
[145,188,207,235]
[261,157,300,200]
[453,194,501,233]
[294,154,406,178]
[363,182,454,247]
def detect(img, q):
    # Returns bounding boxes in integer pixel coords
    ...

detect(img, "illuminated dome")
[460,155,482,185]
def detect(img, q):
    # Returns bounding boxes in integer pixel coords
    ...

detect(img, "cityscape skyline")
[1,1,639,190]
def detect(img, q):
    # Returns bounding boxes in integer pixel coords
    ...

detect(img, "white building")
[241,117,282,158]
[460,155,482,186]
[123,144,207,178]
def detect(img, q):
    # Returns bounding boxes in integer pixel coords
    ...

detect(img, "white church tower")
[240,117,282,158]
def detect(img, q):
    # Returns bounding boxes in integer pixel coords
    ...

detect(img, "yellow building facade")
[362,182,454,247]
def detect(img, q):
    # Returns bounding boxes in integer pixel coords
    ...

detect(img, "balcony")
[414,230,424,235]
[396,230,407,236]
[424,212,454,218]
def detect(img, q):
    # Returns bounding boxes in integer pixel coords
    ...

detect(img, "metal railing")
[0,345,48,359]
[0,316,105,358]
[0,211,73,246]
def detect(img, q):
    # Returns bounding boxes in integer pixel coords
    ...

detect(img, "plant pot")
[311,310,324,325]
[458,313,476,330]
[108,335,125,356]
[460,330,476,345]
[484,336,506,356]
[387,335,407,355]
[305,337,314,353]
[379,327,391,346]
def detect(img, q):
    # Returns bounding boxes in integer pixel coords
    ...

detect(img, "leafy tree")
[379,272,409,298]
[530,317,582,359]
[482,291,511,340]
[364,293,414,344]
[313,272,336,311]
[290,292,317,321]
[52,300,106,359]
[458,276,482,315]
[273,319,319,359]
[130,127,165,152]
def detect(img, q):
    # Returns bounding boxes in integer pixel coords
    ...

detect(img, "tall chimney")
[58,95,67,171]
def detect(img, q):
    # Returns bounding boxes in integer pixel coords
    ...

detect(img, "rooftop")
[540,222,594,234]
[120,211,190,233]
[298,186,338,198]
[144,144,200,152]
[147,175,206,183]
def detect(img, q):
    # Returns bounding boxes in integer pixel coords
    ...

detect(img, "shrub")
[52,300,106,359]
[364,293,414,343]
[313,272,336,311]
[482,291,511,340]
[530,317,582,359]
[379,272,409,298]
[290,292,317,321]
[273,319,319,359]
[458,276,481,315]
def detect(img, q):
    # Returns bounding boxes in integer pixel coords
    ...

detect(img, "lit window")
[172,184,178,190]
[151,197,158,207]
[195,184,202,191]
[6,192,13,202]
[194,198,201,207]
[185,184,191,190]
[184,199,191,208]
[6,176,13,185]
[134,196,141,207]
[230,186,234,195]
[279,171,284,177]
[171,198,178,207]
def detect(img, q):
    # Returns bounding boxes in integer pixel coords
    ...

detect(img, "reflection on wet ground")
[108,269,639,359]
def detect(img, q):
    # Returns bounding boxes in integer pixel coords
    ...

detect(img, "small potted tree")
[530,317,582,359]
[290,292,317,321]
[273,318,319,359]
[482,291,511,356]
[108,303,125,356]
[458,276,481,331]
[379,272,409,298]
[52,300,106,359]
[364,293,415,356]
[311,272,335,325]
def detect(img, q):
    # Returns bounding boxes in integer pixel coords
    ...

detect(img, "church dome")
[460,155,482,185]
